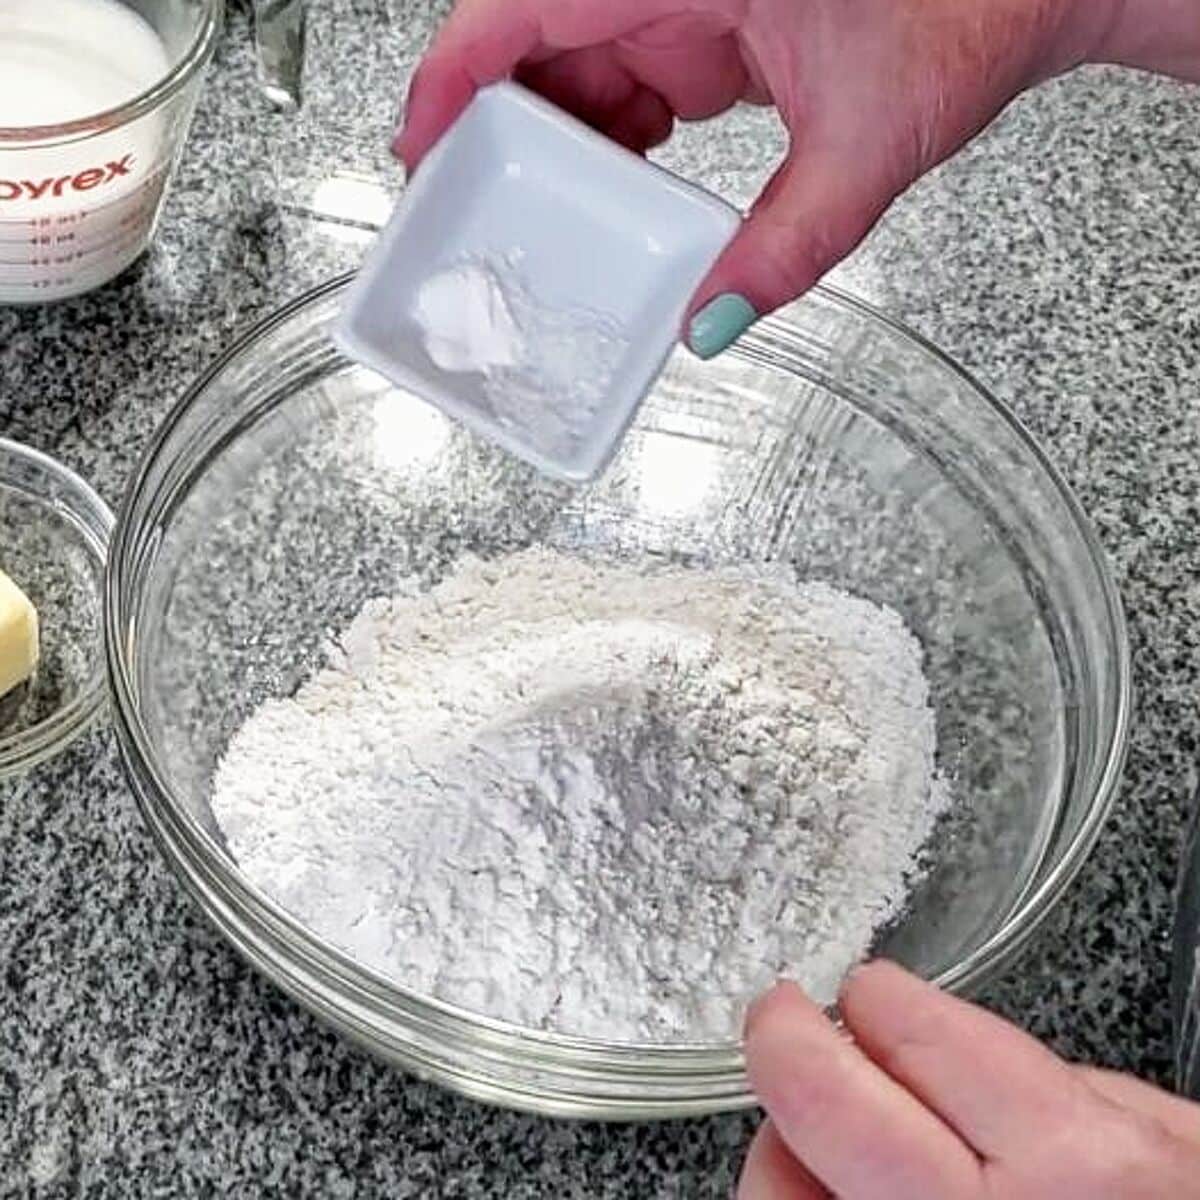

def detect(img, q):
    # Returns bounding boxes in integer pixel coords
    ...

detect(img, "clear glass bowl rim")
[0,437,114,778]
[104,274,1132,1117]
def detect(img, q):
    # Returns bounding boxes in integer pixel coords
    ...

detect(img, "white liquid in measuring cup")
[0,0,172,303]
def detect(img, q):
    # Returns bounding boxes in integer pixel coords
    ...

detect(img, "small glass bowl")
[0,439,113,777]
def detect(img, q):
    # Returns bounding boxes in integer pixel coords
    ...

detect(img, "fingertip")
[688,206,805,332]
[686,291,758,360]
[392,131,429,181]
[744,981,838,1110]
[839,957,909,1001]
[744,978,812,1039]
[839,959,931,1030]
[604,85,675,155]
[699,149,906,331]
[394,55,477,178]
[391,128,414,176]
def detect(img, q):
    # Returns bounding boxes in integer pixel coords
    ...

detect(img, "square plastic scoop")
[334,81,740,483]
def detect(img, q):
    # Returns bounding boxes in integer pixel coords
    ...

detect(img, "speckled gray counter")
[2,2,1198,1194]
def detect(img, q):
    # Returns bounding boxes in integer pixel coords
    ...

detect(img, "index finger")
[745,982,984,1200]
[395,0,738,170]
[841,961,1089,1161]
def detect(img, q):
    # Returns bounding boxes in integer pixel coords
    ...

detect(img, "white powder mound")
[415,263,524,374]
[412,258,625,464]
[212,548,951,1043]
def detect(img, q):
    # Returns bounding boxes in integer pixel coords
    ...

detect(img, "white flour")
[212,548,951,1043]
[412,258,625,464]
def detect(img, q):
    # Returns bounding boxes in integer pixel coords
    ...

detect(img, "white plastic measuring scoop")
[335,82,740,484]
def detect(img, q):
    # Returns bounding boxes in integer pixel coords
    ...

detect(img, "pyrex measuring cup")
[0,0,223,304]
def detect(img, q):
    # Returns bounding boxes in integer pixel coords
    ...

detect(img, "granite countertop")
[2,2,1198,1194]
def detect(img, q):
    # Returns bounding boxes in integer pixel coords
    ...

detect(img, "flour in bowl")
[211,547,951,1043]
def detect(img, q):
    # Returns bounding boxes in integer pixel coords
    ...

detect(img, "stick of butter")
[0,569,38,700]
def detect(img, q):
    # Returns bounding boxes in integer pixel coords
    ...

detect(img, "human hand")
[740,961,1200,1198]
[395,0,1117,358]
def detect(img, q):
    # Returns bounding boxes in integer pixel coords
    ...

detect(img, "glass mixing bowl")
[106,276,1130,1118]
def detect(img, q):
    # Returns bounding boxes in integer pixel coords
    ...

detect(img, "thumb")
[685,146,903,359]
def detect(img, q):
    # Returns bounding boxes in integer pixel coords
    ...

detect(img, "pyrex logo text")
[0,155,135,202]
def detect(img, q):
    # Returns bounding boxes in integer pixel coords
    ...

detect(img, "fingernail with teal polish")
[688,293,757,360]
